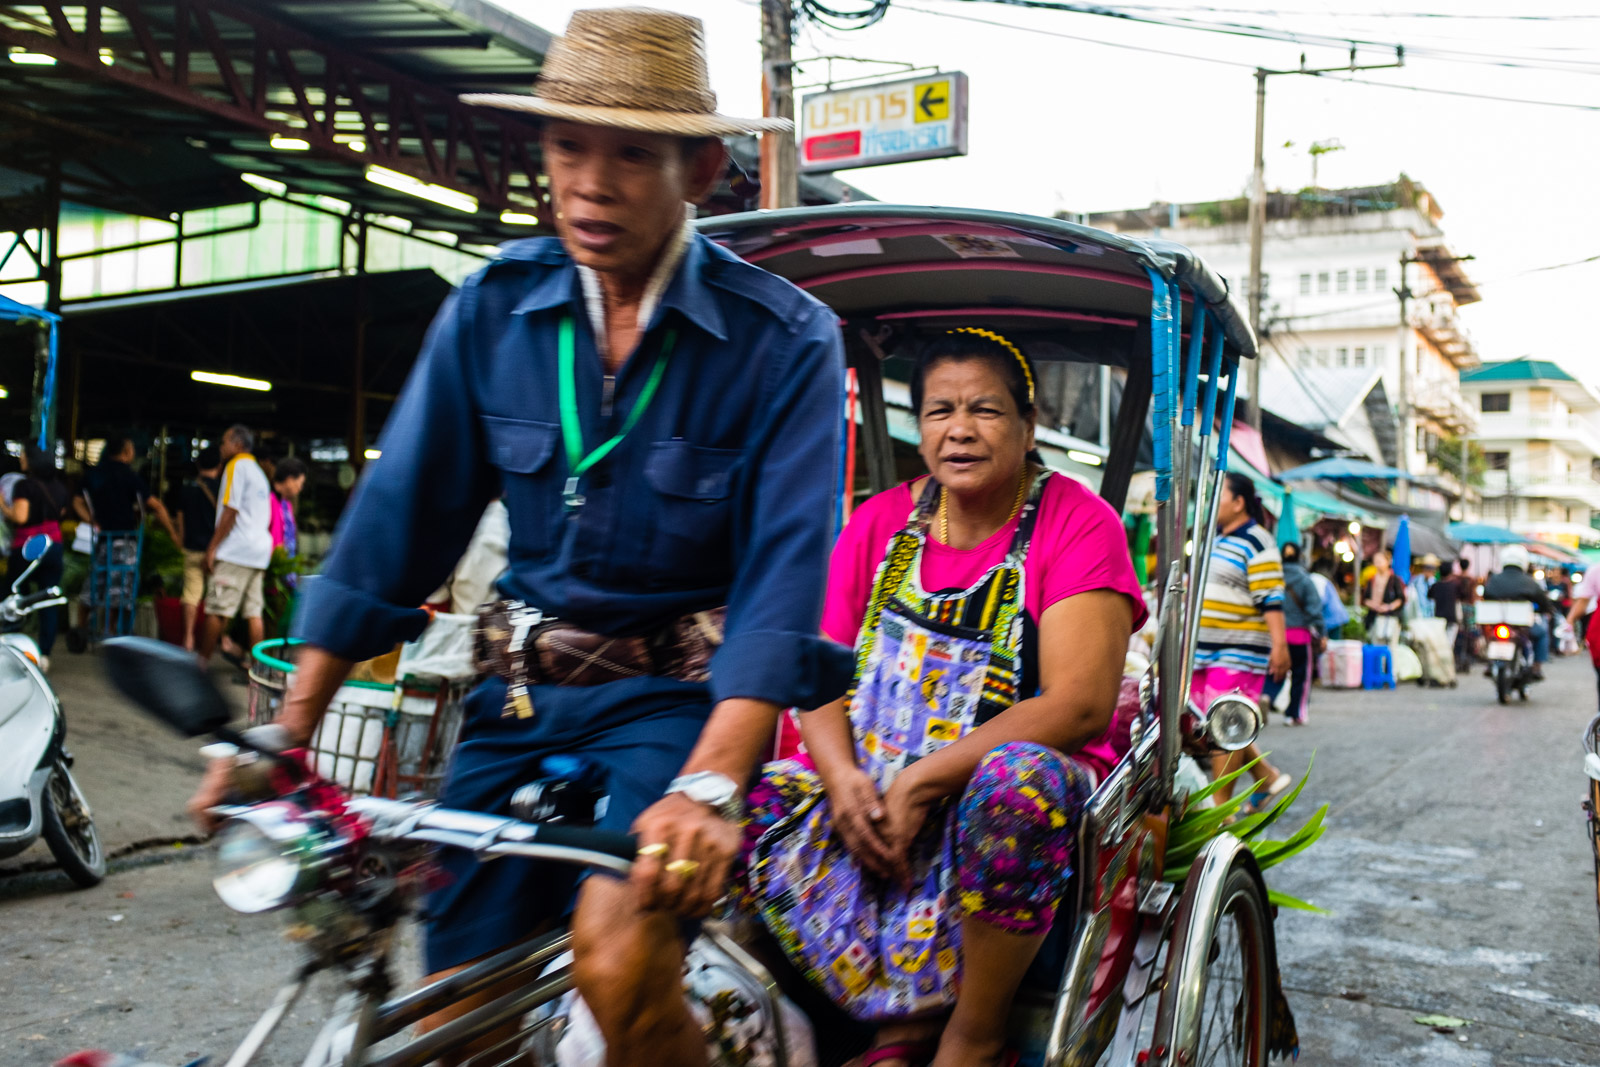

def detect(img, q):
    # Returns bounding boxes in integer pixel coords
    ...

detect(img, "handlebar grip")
[524,822,637,862]
[17,587,61,608]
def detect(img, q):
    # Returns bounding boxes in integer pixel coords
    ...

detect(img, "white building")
[1459,359,1600,550]
[1081,177,1480,512]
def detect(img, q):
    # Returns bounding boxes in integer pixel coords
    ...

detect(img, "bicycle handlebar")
[348,796,638,875]
[16,587,64,610]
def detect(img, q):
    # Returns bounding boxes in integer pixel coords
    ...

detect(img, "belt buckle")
[506,603,545,655]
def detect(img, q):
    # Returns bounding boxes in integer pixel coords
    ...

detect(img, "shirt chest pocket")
[644,440,740,583]
[482,416,560,554]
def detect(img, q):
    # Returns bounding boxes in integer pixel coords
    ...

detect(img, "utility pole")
[1244,47,1404,434]
[1245,69,1267,435]
[759,0,799,209]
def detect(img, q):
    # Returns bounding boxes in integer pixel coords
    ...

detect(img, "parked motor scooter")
[0,533,103,886]
[1478,598,1539,705]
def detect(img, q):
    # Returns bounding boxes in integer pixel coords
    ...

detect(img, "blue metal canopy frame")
[0,293,58,452]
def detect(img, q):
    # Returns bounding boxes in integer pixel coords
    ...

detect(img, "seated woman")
[741,330,1146,1067]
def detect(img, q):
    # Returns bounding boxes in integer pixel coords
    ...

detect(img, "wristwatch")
[664,771,743,822]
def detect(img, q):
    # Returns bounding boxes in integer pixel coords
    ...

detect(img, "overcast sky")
[505,0,1600,379]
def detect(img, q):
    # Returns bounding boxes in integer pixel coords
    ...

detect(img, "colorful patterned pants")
[740,741,1093,1017]
[954,742,1091,933]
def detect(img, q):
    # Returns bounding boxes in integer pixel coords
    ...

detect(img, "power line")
[898,2,1600,112]
[1313,71,1600,112]
[937,0,1600,77]
[1114,5,1600,22]
[897,2,1256,67]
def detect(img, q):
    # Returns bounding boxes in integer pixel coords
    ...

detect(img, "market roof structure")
[0,0,555,246]
[1461,358,1577,384]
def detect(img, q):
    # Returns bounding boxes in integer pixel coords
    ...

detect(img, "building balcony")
[1475,411,1600,457]
[1412,381,1476,432]
[1482,470,1600,509]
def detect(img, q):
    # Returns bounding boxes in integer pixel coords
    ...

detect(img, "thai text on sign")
[800,73,969,173]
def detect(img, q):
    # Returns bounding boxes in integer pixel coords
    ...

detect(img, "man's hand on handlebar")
[187,755,234,834]
[629,792,742,918]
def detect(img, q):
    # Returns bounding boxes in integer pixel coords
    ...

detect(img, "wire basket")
[249,638,471,798]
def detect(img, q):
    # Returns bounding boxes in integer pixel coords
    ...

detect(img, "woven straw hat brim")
[461,93,792,136]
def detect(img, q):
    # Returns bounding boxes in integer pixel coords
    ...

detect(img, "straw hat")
[461,8,791,137]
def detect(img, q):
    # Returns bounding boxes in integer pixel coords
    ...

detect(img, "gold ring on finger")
[665,858,700,879]
[638,842,669,858]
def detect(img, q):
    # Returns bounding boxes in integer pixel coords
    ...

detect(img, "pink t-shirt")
[821,473,1147,777]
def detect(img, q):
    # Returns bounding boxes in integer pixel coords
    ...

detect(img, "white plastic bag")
[397,611,478,682]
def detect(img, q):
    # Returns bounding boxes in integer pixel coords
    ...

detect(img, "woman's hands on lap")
[878,768,937,889]
[819,764,898,879]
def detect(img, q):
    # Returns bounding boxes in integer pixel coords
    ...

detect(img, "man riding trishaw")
[193,8,854,1063]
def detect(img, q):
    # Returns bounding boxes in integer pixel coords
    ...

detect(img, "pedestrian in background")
[1363,550,1406,643]
[1567,565,1600,708]
[1260,541,1322,727]
[0,445,68,667]
[1429,558,1462,655]
[1408,554,1439,619]
[269,456,307,591]
[175,447,222,651]
[1310,557,1350,638]
[199,426,272,668]
[75,436,180,545]
[1194,472,1292,807]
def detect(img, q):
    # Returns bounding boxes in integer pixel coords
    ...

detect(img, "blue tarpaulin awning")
[0,293,58,451]
[1277,457,1410,481]
[1449,522,1526,545]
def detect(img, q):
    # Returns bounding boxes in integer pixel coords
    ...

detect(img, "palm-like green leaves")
[1161,752,1329,914]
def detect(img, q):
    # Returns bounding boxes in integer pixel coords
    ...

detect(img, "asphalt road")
[3,651,1599,1066]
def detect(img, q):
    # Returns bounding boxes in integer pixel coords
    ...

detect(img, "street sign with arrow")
[800,72,968,173]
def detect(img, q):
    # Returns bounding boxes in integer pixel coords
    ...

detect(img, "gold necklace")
[940,465,1029,546]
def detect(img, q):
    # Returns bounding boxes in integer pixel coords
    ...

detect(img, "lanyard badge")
[556,315,676,512]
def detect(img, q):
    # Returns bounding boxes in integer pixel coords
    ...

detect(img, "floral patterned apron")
[745,472,1048,1019]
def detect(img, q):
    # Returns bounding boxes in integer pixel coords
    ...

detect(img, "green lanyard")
[557,314,676,511]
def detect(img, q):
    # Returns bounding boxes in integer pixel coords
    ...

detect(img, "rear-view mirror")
[21,534,49,562]
[103,637,234,738]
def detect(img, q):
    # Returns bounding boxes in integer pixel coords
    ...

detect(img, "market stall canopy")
[1526,541,1583,565]
[1448,522,1526,545]
[1277,457,1410,481]
[1383,518,1458,559]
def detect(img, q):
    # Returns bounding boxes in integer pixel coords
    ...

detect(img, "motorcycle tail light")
[1494,624,1511,640]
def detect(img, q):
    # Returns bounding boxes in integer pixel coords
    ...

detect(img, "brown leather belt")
[473,600,725,718]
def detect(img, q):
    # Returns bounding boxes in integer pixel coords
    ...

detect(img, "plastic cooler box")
[1319,639,1364,688]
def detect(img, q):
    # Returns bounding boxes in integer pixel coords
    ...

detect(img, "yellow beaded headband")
[946,327,1035,404]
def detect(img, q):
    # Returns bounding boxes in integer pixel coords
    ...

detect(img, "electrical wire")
[1111,5,1600,22]
[895,1,1257,67]
[953,0,1600,76]
[894,2,1600,112]
[1311,72,1600,113]
[795,0,893,31]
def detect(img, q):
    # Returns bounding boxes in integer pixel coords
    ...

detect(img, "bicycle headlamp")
[214,803,328,914]
[1204,693,1263,752]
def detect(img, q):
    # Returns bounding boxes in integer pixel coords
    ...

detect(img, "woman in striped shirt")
[1194,472,1292,806]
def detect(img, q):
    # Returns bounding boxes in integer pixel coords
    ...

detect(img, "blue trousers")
[423,674,711,972]
[1530,620,1550,664]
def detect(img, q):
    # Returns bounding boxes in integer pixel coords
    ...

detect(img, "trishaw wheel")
[1190,866,1271,1067]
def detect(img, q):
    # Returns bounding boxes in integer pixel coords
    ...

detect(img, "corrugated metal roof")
[1257,362,1383,431]
[0,0,555,244]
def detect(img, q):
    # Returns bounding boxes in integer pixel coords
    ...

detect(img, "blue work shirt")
[294,231,851,710]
